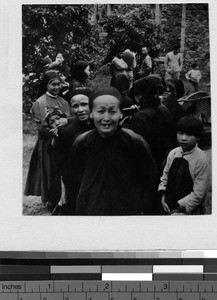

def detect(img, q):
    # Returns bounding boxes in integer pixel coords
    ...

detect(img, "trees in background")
[22,4,210,112]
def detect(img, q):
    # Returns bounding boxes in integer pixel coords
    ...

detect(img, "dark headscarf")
[111,73,129,94]
[166,79,185,99]
[89,87,122,111]
[131,74,166,108]
[70,60,89,83]
[38,71,61,97]
[69,87,91,101]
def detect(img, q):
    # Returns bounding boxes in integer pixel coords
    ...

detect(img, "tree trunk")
[90,4,98,24]
[180,4,186,54]
[155,4,162,25]
[107,4,111,16]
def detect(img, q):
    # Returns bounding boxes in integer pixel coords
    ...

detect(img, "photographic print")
[1,0,216,252]
[22,3,211,217]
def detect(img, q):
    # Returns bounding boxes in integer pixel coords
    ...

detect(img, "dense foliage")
[160,4,209,75]
[102,5,161,63]
[23,4,210,113]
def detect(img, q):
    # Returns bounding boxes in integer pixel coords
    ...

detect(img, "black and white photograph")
[1,0,216,251]
[22,3,211,216]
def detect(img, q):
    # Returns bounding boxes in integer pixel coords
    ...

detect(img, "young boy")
[158,116,211,215]
[68,87,157,215]
[185,63,202,93]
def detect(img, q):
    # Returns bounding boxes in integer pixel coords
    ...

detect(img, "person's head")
[55,53,64,65]
[164,79,185,100]
[176,116,204,151]
[38,71,61,97]
[173,44,180,55]
[70,88,91,122]
[162,79,184,117]
[89,87,123,138]
[70,60,90,82]
[116,47,124,58]
[45,106,68,129]
[192,63,199,70]
[111,73,129,96]
[141,47,149,55]
[132,75,166,107]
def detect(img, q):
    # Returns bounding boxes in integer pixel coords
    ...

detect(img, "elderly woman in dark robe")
[67,87,157,215]
[130,75,173,180]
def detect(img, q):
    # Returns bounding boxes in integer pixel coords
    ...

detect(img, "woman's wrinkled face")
[70,94,90,122]
[91,95,123,139]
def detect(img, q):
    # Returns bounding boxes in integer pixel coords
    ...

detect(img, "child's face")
[48,115,68,129]
[70,95,90,122]
[56,53,64,64]
[47,79,61,96]
[91,95,123,138]
[177,132,199,152]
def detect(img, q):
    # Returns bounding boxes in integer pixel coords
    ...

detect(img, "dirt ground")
[23,75,212,216]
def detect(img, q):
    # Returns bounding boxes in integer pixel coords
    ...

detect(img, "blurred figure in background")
[164,44,183,80]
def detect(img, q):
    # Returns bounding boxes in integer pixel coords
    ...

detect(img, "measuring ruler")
[0,280,217,299]
[0,251,217,299]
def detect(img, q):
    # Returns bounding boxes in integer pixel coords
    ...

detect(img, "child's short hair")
[89,87,123,111]
[173,44,180,51]
[176,116,204,138]
[192,63,198,69]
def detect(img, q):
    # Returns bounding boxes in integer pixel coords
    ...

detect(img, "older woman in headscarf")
[130,75,173,180]
[68,60,91,100]
[162,78,185,122]
[24,71,71,209]
[66,86,157,215]
[161,78,185,147]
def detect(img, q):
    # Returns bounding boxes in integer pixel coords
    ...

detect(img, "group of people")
[110,44,202,95]
[24,47,210,216]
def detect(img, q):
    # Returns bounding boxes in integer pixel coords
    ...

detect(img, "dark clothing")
[50,118,94,155]
[24,93,71,205]
[68,128,157,215]
[165,157,193,211]
[131,104,173,177]
[48,118,94,206]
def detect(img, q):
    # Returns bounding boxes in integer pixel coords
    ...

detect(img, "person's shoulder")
[193,146,209,162]
[57,95,70,105]
[73,129,96,145]
[168,146,182,157]
[121,128,148,145]
[166,51,173,56]
[35,94,46,104]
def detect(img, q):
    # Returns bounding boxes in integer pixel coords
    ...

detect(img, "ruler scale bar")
[0,252,217,298]
[1,280,217,292]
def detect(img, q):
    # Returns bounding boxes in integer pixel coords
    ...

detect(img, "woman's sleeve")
[31,101,50,138]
